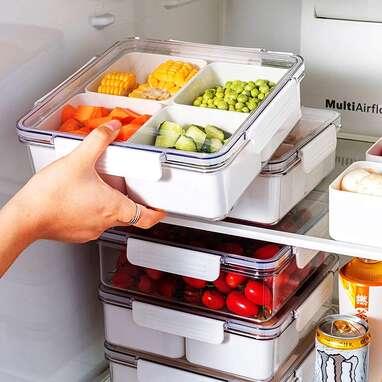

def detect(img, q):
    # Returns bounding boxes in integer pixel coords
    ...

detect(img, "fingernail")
[104,120,122,131]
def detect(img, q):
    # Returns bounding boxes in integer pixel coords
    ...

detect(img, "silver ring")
[129,203,142,225]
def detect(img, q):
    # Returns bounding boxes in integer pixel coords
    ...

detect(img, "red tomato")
[183,286,201,304]
[213,273,232,294]
[138,274,154,293]
[158,278,177,298]
[145,268,164,281]
[116,251,128,268]
[216,242,244,256]
[112,266,134,289]
[202,290,225,310]
[226,291,259,317]
[244,280,273,308]
[225,272,247,288]
[252,244,280,260]
[183,276,207,289]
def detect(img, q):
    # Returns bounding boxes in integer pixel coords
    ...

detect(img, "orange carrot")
[116,124,140,141]
[61,105,77,123]
[69,129,89,136]
[83,116,113,130]
[109,107,136,123]
[130,114,151,126]
[100,107,111,117]
[73,105,97,123]
[59,118,81,132]
[124,108,141,119]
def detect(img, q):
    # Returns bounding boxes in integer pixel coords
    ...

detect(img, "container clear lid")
[101,223,293,275]
[98,253,337,340]
[17,37,303,169]
[262,107,340,174]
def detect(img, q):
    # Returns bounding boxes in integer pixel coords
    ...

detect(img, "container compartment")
[105,343,315,382]
[85,52,207,103]
[174,62,301,162]
[18,38,304,220]
[229,107,339,224]
[329,160,382,247]
[100,254,337,381]
[99,223,326,323]
[27,93,163,174]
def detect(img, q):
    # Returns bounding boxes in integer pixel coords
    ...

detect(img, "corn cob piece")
[147,60,199,95]
[97,72,137,96]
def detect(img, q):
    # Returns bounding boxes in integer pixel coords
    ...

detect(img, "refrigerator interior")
[1,0,379,381]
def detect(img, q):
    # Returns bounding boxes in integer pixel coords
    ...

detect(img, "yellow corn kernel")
[97,71,137,96]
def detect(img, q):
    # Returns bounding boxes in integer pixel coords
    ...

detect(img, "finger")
[73,120,121,166]
[133,205,166,229]
[116,199,166,229]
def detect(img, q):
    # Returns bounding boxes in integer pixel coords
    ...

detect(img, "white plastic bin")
[105,344,315,382]
[229,107,339,224]
[17,38,304,220]
[329,160,382,247]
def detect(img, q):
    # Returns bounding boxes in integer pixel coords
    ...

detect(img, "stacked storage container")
[16,38,340,381]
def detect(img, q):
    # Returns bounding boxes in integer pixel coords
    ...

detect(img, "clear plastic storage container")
[229,107,339,224]
[104,342,315,382]
[99,254,336,381]
[99,224,326,323]
[17,37,303,220]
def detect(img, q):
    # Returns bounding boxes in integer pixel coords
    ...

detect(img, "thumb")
[74,120,122,166]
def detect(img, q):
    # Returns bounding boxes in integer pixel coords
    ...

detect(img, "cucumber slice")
[159,121,183,137]
[205,125,225,142]
[175,135,197,152]
[201,138,223,153]
[155,134,178,148]
[185,125,206,150]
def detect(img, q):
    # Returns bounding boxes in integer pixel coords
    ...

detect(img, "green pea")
[255,79,267,87]
[237,86,244,94]
[217,100,228,110]
[216,92,224,99]
[225,81,233,89]
[207,99,214,106]
[193,98,202,106]
[200,103,208,108]
[242,107,250,113]
[208,104,216,108]
[204,93,213,100]
[268,81,276,87]
[237,94,248,103]
[228,93,237,101]
[214,98,220,106]
[244,82,255,91]
[228,99,236,106]
[257,93,265,100]
[216,86,224,92]
[229,105,235,111]
[251,88,260,97]
[235,102,245,111]
[242,90,252,97]
[259,85,270,93]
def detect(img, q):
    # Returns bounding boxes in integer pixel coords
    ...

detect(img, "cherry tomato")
[252,244,280,260]
[183,276,207,289]
[225,272,247,288]
[112,266,134,289]
[216,242,244,256]
[202,290,225,310]
[138,274,154,293]
[145,268,164,281]
[158,277,177,298]
[116,251,128,268]
[226,291,259,317]
[244,280,273,308]
[183,286,201,304]
[213,273,232,294]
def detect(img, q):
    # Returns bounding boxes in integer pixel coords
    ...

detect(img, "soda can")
[314,314,370,382]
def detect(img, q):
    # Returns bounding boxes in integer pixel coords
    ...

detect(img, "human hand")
[10,120,166,244]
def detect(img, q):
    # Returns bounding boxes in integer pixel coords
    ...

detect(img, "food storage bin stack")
[14,38,341,380]
[97,224,337,381]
